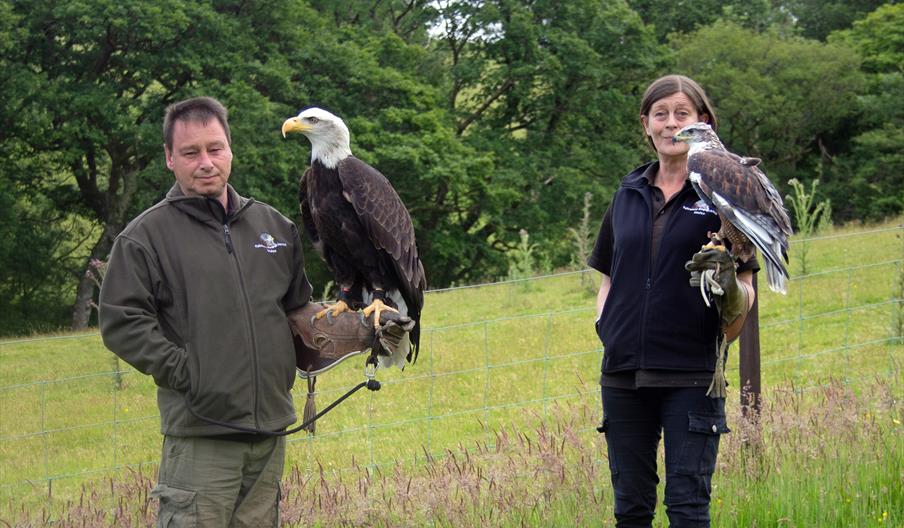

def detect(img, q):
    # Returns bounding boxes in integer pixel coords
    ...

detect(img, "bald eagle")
[673,122,793,294]
[282,108,425,368]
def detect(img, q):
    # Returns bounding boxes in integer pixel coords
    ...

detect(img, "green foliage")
[627,0,788,42]
[785,179,830,275]
[0,173,78,335]
[785,179,830,237]
[435,0,660,278]
[568,192,597,293]
[505,229,539,281]
[823,4,904,221]
[785,0,889,41]
[306,0,436,44]
[1,0,903,334]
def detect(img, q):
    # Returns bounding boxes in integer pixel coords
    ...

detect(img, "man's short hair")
[163,96,231,150]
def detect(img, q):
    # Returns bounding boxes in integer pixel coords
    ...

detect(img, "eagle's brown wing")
[335,156,426,358]
[688,149,792,294]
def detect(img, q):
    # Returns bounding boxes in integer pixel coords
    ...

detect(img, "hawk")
[673,122,793,293]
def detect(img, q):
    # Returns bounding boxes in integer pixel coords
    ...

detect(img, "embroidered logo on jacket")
[254,233,287,253]
[683,199,717,216]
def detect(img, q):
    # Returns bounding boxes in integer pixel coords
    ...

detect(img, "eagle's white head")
[281,107,352,169]
[672,122,725,155]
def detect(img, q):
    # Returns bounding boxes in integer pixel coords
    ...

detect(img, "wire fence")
[1,224,901,507]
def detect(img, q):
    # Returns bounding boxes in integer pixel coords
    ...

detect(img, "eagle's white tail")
[362,288,410,369]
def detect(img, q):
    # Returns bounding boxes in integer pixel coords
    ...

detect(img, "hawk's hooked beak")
[281,117,309,138]
[672,132,689,144]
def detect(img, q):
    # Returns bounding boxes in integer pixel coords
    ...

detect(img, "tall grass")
[3,377,900,527]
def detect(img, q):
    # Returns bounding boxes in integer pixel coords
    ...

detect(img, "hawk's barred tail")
[764,259,788,295]
[710,193,789,294]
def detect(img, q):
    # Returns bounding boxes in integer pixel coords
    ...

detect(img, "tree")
[0,0,332,329]
[671,21,865,199]
[431,0,662,278]
[307,0,436,43]
[824,4,904,220]
[784,0,889,41]
[0,1,96,334]
[626,0,790,42]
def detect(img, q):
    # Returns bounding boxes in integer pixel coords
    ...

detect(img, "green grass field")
[1,220,901,526]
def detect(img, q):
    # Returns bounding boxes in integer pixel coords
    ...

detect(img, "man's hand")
[685,246,747,325]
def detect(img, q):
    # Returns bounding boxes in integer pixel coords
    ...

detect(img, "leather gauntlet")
[685,247,748,326]
[287,302,414,377]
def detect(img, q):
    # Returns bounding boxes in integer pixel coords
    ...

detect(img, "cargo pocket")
[152,484,197,527]
[596,417,609,434]
[676,412,730,476]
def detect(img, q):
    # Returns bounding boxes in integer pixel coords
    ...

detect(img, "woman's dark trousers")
[600,386,729,528]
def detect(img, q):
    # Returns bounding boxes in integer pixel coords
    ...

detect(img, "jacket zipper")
[638,184,692,368]
[219,205,261,430]
[224,220,261,430]
[223,224,234,254]
[636,186,653,369]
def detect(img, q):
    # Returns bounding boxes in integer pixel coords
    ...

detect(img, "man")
[99,96,372,526]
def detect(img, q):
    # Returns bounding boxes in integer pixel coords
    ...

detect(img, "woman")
[589,74,758,527]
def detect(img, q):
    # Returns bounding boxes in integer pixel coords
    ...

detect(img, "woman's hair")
[639,74,718,149]
[163,96,231,150]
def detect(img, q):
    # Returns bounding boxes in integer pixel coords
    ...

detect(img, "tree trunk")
[70,272,96,330]
[70,222,124,330]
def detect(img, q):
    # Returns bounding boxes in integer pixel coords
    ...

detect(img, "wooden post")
[739,273,761,420]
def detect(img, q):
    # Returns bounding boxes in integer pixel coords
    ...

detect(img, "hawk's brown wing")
[689,149,792,293]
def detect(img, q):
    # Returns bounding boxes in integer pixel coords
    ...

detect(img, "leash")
[183,361,381,437]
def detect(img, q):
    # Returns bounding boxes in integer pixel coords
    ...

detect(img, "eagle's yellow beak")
[281,117,308,138]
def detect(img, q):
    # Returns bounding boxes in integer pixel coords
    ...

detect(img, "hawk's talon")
[702,232,727,252]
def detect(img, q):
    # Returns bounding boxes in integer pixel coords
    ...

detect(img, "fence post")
[739,273,761,424]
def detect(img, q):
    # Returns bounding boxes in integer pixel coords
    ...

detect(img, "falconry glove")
[287,302,414,376]
[287,302,415,434]
[377,315,416,359]
[685,246,748,327]
[288,302,375,376]
[685,246,748,400]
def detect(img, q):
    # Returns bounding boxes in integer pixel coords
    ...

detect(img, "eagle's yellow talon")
[362,298,399,330]
[314,300,351,320]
